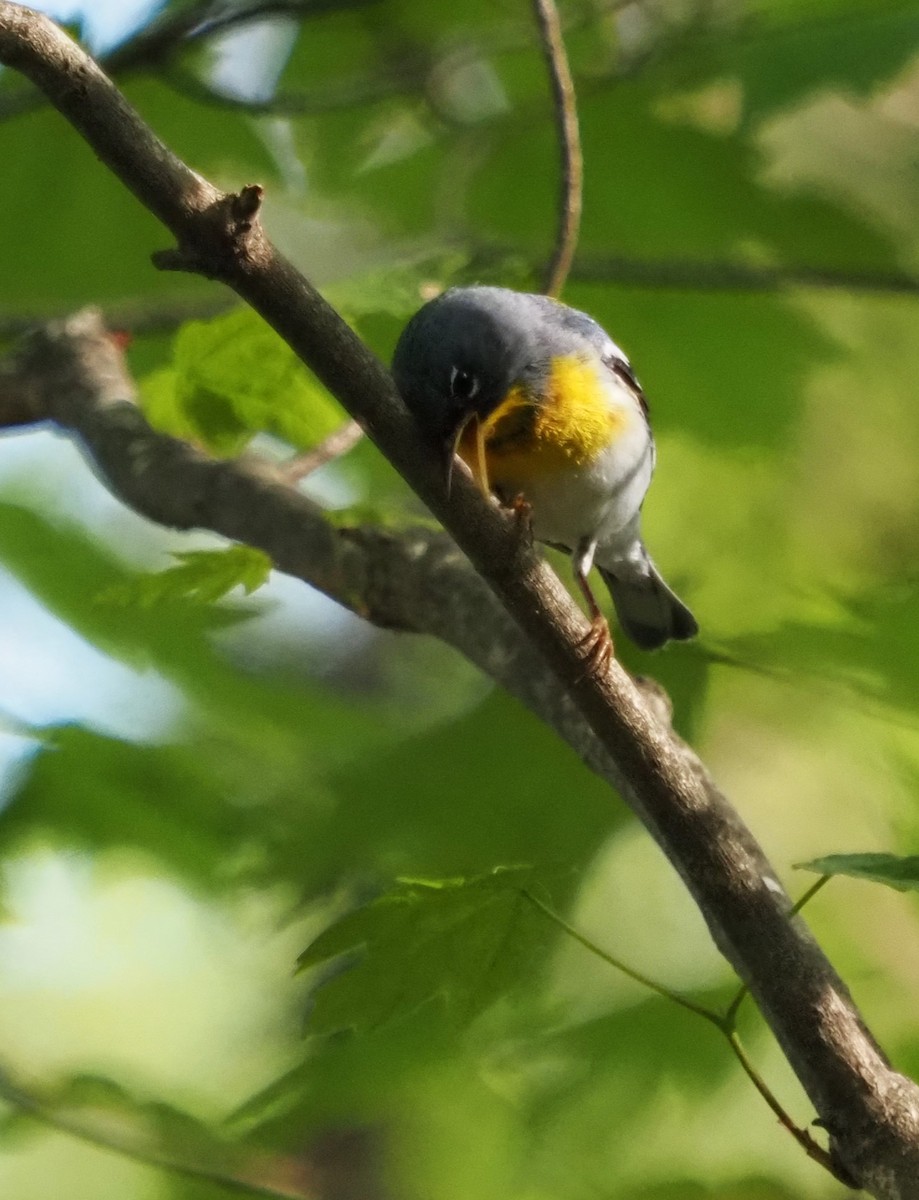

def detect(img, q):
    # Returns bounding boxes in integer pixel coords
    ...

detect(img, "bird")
[391,285,697,661]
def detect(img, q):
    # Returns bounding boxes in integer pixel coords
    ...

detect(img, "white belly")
[517,416,653,554]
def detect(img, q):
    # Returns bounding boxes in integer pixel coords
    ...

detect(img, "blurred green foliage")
[296,868,555,1033]
[141,308,346,453]
[3,1,919,1198]
[98,547,273,608]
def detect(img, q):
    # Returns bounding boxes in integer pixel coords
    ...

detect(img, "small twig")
[281,418,364,482]
[0,295,236,342]
[522,889,722,1026]
[723,1030,839,1176]
[525,890,842,1181]
[0,1063,310,1200]
[0,0,380,121]
[169,0,377,48]
[531,0,582,297]
[162,61,411,117]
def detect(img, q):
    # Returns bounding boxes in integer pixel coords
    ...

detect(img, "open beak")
[442,411,491,500]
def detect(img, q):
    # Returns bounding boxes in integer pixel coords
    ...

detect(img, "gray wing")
[604,351,650,424]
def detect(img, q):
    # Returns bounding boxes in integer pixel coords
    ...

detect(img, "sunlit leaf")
[298,867,554,1032]
[97,546,272,609]
[796,853,919,892]
[141,307,346,453]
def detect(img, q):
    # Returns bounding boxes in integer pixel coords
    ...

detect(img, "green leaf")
[796,852,919,892]
[96,546,272,609]
[139,364,251,456]
[326,259,466,324]
[140,307,346,453]
[525,991,735,1127]
[298,867,553,1033]
[48,1072,135,1110]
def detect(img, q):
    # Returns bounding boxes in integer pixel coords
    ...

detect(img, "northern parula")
[392,286,697,656]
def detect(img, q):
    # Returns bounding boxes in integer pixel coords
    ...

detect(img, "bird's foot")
[578,614,614,676]
[508,493,534,543]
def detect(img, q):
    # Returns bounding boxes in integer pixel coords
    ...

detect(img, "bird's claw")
[508,493,534,543]
[577,614,614,676]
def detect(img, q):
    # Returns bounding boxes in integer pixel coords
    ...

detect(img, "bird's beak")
[441,411,491,500]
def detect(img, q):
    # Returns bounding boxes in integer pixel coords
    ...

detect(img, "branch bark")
[2,5,919,1193]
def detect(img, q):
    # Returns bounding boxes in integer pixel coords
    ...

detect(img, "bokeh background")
[3,1,919,1196]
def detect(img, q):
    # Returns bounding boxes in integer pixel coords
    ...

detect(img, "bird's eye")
[449,366,479,401]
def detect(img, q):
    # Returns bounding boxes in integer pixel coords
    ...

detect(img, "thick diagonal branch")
[0,310,620,782]
[2,5,919,1193]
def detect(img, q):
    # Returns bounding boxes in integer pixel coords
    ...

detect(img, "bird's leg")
[572,537,614,674]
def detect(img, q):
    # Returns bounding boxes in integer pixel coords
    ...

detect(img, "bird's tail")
[597,548,697,651]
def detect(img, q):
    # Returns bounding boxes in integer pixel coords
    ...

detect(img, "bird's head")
[392,287,539,496]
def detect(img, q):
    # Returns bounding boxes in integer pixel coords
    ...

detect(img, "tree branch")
[0,1060,393,1200]
[0,308,626,785]
[467,244,919,297]
[0,1065,311,1195]
[0,294,237,342]
[2,6,919,1193]
[109,0,377,71]
[531,0,582,298]
[280,418,364,481]
[567,252,919,296]
[0,0,381,120]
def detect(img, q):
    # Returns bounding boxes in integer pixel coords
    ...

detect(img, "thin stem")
[0,1065,309,1200]
[725,1032,840,1177]
[281,418,364,482]
[792,872,837,914]
[531,0,582,298]
[522,889,724,1027]
[0,296,236,341]
[162,61,408,117]
[526,889,844,1183]
[725,875,832,1026]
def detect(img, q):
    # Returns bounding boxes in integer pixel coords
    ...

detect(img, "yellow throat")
[457,353,629,495]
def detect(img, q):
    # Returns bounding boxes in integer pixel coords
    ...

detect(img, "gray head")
[392,288,538,441]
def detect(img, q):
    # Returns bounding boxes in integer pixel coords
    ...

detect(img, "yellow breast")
[459,354,627,490]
